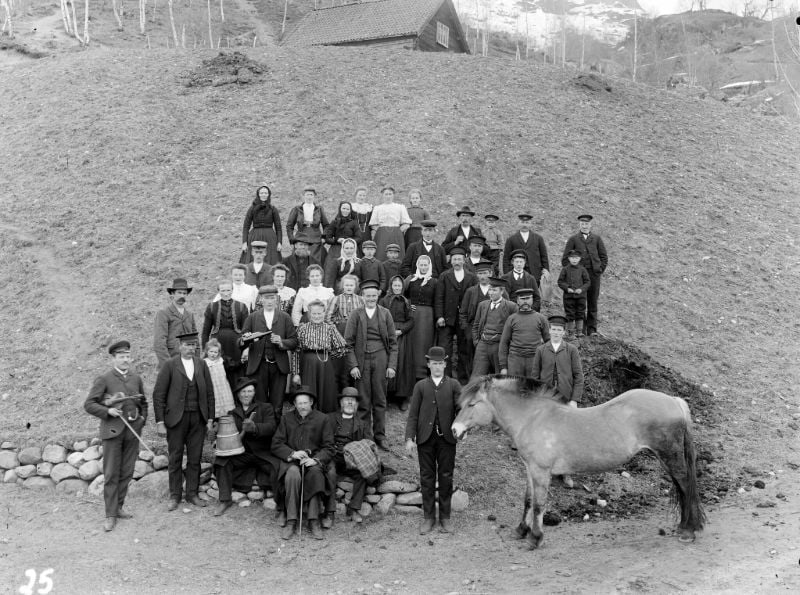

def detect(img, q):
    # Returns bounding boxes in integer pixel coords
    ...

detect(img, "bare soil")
[1,3,800,592]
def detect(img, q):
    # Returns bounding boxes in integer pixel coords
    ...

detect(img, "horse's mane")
[459,374,560,406]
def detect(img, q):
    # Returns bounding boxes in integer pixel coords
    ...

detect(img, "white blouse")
[292,285,335,325]
[370,202,412,227]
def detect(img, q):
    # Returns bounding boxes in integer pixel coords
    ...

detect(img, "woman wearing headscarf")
[241,185,283,264]
[324,201,361,262]
[380,275,416,410]
[323,237,362,293]
[370,186,412,261]
[404,255,439,381]
[286,186,329,265]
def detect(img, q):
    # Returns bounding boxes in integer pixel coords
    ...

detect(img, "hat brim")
[167,288,193,294]
[456,210,476,217]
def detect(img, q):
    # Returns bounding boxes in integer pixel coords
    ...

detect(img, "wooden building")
[283,0,471,54]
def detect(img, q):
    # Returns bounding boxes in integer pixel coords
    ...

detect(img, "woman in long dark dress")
[324,201,361,262]
[380,275,415,410]
[404,255,438,381]
[241,185,283,264]
[291,300,348,414]
[286,186,329,265]
[201,280,250,387]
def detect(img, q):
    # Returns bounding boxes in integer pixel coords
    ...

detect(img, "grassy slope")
[0,46,798,454]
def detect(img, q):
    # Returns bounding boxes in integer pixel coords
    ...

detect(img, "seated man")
[326,387,380,525]
[212,377,277,516]
[271,386,335,540]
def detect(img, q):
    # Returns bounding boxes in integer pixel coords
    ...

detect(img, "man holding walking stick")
[84,340,148,532]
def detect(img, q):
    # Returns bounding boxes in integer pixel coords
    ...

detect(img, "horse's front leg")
[525,467,552,550]
[515,478,532,539]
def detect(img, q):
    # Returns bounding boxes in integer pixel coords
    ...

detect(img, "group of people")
[85,185,609,536]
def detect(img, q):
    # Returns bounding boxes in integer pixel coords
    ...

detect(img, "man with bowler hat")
[405,346,462,535]
[153,332,215,511]
[561,214,608,336]
[153,278,198,370]
[471,277,518,377]
[84,340,147,532]
[442,206,483,255]
[271,386,335,540]
[240,285,297,418]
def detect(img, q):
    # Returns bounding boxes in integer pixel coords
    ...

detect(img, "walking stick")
[118,415,157,458]
[298,463,305,540]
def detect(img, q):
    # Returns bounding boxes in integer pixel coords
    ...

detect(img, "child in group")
[557,249,591,339]
[404,189,430,247]
[380,275,415,410]
[359,240,387,291]
[483,214,504,276]
[325,274,365,390]
[204,339,236,416]
[381,243,403,292]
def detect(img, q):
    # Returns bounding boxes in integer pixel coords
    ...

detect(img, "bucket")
[215,415,245,456]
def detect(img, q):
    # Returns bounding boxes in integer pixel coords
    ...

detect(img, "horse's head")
[451,377,496,440]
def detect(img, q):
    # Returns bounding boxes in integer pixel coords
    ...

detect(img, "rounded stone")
[133,460,153,480]
[55,478,89,494]
[82,445,102,461]
[128,471,169,499]
[66,451,85,467]
[0,451,19,469]
[450,489,469,512]
[378,480,418,494]
[238,499,252,508]
[50,463,80,483]
[152,455,169,470]
[393,504,422,514]
[1,441,17,450]
[88,474,105,497]
[359,502,373,518]
[79,459,103,481]
[365,494,381,504]
[42,444,67,464]
[262,498,276,511]
[15,464,37,479]
[18,447,43,466]
[3,469,18,483]
[36,462,53,476]
[138,450,154,462]
[231,491,246,503]
[376,493,396,515]
[22,476,55,489]
[206,488,220,500]
[247,490,264,501]
[396,491,423,506]
[72,440,89,452]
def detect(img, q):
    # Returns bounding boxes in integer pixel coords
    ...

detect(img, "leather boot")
[576,319,585,338]
[310,519,324,540]
[419,517,436,535]
[281,520,296,540]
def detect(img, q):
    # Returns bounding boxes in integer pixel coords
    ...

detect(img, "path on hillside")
[233,0,276,47]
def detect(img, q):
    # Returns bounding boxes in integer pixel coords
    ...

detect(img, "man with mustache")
[154,278,198,370]
[499,288,550,377]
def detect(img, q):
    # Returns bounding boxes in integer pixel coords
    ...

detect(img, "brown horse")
[451,375,705,549]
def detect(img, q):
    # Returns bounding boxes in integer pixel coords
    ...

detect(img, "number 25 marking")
[19,568,54,595]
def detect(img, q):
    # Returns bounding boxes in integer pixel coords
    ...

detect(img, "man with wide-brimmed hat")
[282,233,320,292]
[271,386,335,540]
[84,340,148,532]
[211,377,278,517]
[471,277,518,377]
[240,285,297,419]
[499,289,550,376]
[405,346,462,535]
[153,332,215,511]
[153,278,198,370]
[442,206,483,256]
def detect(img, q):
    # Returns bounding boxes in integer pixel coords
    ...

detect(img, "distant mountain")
[454,0,644,47]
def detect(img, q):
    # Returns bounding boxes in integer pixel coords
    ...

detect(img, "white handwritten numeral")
[19,568,54,595]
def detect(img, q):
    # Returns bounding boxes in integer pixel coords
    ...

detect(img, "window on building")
[436,21,449,48]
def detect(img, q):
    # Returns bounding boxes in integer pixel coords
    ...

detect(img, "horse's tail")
[672,411,706,532]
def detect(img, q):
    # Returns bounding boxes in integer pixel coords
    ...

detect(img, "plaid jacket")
[343,439,381,483]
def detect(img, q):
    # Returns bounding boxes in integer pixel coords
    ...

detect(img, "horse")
[451,375,705,550]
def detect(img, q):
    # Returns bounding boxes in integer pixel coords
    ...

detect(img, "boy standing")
[558,249,591,339]
[381,243,403,290]
[405,346,462,535]
[482,214,504,275]
[359,240,387,291]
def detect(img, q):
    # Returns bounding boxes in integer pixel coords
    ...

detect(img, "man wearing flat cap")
[499,289,550,376]
[405,346,462,535]
[502,214,550,283]
[561,214,608,336]
[471,277,518,377]
[435,246,476,384]
[402,220,447,278]
[153,278,198,370]
[502,249,542,311]
[271,386,335,540]
[442,206,484,256]
[153,332,215,511]
[245,241,274,289]
[463,235,488,275]
[240,285,297,419]
[84,340,147,532]
[212,377,278,517]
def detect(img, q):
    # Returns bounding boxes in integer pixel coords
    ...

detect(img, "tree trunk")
[281,0,288,35]
[60,0,72,34]
[207,0,213,48]
[83,0,90,44]
[68,0,83,43]
[1,0,13,37]
[112,0,124,30]
[167,0,179,48]
[220,0,225,22]
[139,0,146,34]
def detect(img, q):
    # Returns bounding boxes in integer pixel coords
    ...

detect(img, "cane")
[118,415,157,458]
[298,463,305,540]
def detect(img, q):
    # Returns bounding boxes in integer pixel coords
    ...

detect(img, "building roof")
[283,0,448,48]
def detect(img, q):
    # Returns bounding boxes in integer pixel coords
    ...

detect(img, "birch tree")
[167,0,179,48]
[1,0,13,37]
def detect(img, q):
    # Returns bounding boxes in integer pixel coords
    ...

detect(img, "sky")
[637,0,777,17]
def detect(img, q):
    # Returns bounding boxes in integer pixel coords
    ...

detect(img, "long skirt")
[410,304,435,379]
[211,328,244,389]
[404,227,422,248]
[248,227,281,264]
[301,228,327,266]
[390,332,416,399]
[299,351,339,414]
[373,226,405,261]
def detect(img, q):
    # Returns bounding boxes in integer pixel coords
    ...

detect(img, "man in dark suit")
[471,277,518,377]
[458,260,493,379]
[84,340,147,532]
[402,220,447,278]
[442,206,483,255]
[153,332,215,511]
[240,285,298,418]
[502,214,550,282]
[501,249,542,311]
[245,241,274,288]
[405,346,462,535]
[153,277,198,370]
[434,247,476,384]
[561,214,608,336]
[282,234,320,292]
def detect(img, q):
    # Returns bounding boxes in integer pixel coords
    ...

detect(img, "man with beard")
[282,234,320,292]
[442,206,483,256]
[153,333,215,511]
[499,289,550,376]
[154,278,198,370]
[435,246,476,383]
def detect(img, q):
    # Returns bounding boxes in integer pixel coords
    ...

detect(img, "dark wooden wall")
[417,2,470,54]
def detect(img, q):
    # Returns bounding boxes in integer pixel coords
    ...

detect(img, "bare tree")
[207,0,213,45]
[112,0,124,30]
[220,0,225,22]
[167,0,179,48]
[139,0,146,34]
[82,0,89,44]
[1,0,13,37]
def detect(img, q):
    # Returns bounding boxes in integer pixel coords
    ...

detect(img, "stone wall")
[0,441,469,516]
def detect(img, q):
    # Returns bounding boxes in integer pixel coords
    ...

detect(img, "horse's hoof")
[526,533,543,550]
[514,523,529,539]
[678,530,696,543]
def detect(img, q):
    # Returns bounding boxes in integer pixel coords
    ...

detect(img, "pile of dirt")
[180,51,268,87]
[572,72,613,93]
